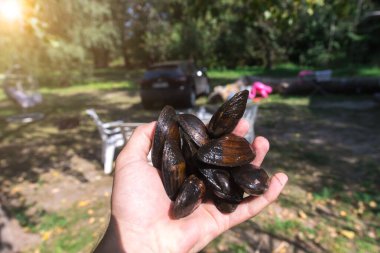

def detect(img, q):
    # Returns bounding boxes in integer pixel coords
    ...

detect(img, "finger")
[228,172,288,228]
[116,121,156,167]
[231,118,249,137]
[251,136,270,167]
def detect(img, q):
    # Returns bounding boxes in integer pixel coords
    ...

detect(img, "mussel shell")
[173,175,206,219]
[207,90,249,138]
[213,196,239,214]
[199,166,243,203]
[181,132,198,176]
[152,106,180,170]
[162,139,186,200]
[177,114,209,147]
[197,134,254,167]
[231,164,269,196]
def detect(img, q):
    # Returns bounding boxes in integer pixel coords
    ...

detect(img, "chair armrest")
[105,126,123,135]
[120,123,145,141]
[103,120,124,128]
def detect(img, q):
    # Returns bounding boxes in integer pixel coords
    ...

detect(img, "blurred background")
[0,0,379,252]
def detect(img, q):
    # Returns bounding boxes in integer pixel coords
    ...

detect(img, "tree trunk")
[93,48,110,69]
[264,46,272,70]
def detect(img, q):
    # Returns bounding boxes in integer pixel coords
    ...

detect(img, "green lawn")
[208,63,380,79]
[2,63,379,102]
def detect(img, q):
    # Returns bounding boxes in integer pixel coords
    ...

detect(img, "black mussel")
[197,134,254,167]
[199,166,243,203]
[162,139,186,200]
[173,175,206,219]
[152,106,180,170]
[207,90,249,138]
[177,114,209,147]
[181,132,198,176]
[213,196,239,214]
[231,164,270,196]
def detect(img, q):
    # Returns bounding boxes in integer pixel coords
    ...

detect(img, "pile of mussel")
[152,90,270,219]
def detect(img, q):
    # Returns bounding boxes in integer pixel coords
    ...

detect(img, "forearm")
[93,216,126,253]
[93,215,162,253]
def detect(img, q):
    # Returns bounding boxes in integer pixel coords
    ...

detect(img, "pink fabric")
[249,81,273,99]
[298,70,314,77]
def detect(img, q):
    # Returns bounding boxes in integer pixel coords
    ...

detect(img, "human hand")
[94,120,288,253]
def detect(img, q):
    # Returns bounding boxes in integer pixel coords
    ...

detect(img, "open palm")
[95,120,287,253]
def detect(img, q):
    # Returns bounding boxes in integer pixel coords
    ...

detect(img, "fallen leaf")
[11,186,22,194]
[78,200,90,207]
[296,232,305,240]
[298,210,308,219]
[369,201,377,208]
[340,230,355,239]
[354,224,363,232]
[273,241,289,253]
[52,171,61,178]
[55,227,63,234]
[368,230,376,239]
[328,227,338,238]
[41,230,53,241]
[88,217,96,224]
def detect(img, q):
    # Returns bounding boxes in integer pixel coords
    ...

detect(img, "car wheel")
[204,84,211,95]
[184,89,196,108]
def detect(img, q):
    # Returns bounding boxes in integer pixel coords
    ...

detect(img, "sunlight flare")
[0,0,23,21]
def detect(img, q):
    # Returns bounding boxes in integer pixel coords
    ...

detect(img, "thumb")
[116,121,156,168]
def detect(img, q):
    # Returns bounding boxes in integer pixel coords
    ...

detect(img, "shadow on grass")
[258,98,380,205]
[1,88,379,252]
[0,90,159,235]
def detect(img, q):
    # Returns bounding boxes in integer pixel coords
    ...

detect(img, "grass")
[228,243,249,253]
[40,81,136,95]
[208,63,307,79]
[265,218,305,235]
[313,187,334,201]
[208,63,380,79]
[333,65,380,77]
[27,200,108,253]
[1,63,379,102]
[1,67,379,253]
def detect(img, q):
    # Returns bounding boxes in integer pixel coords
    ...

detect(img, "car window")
[144,66,184,79]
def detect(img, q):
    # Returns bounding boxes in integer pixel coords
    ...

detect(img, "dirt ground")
[0,90,379,252]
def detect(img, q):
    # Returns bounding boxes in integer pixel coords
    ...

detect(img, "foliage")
[0,0,379,87]
[0,0,119,85]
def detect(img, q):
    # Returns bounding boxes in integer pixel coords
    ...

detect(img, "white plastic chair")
[86,109,125,174]
[2,64,44,123]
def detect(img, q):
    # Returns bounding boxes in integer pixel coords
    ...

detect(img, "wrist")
[93,216,125,253]
[94,215,160,253]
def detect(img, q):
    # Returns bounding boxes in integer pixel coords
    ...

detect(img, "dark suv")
[140,61,210,109]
